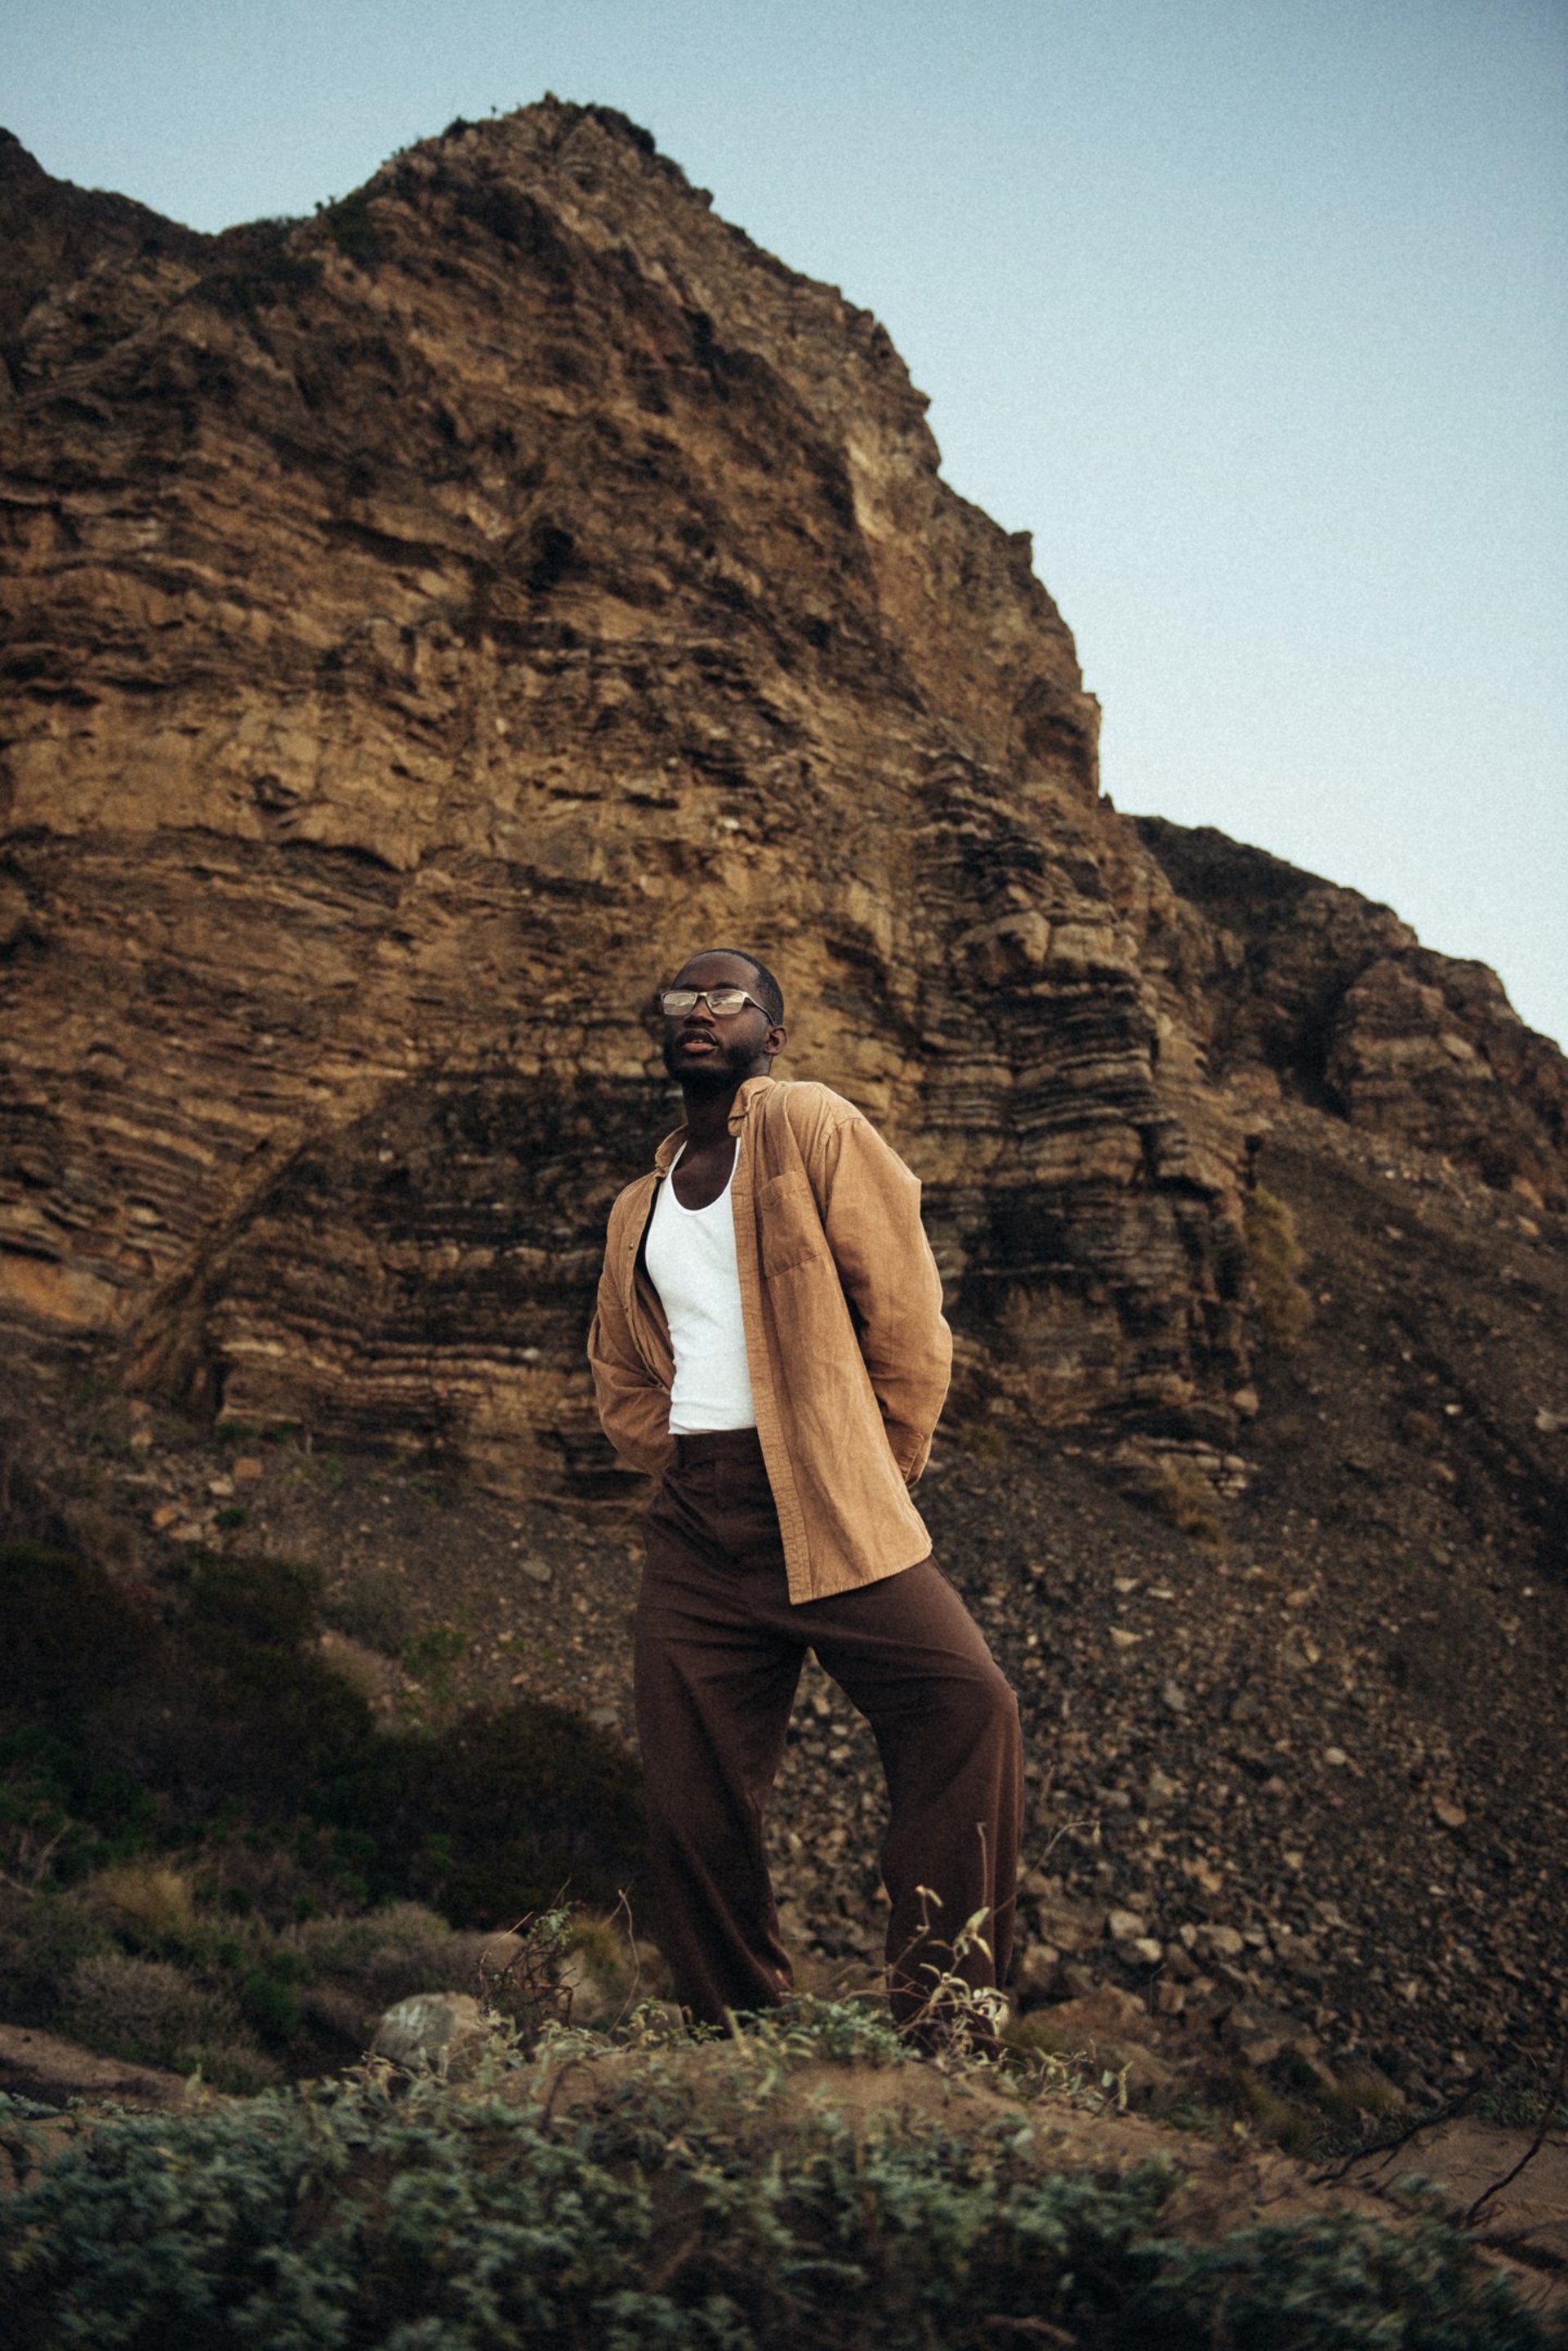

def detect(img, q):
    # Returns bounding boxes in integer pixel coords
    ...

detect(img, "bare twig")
[1463,2048,1568,2230]
[605,1886,648,2027]
[978,2321,1076,2346]
[1312,2088,1477,2187]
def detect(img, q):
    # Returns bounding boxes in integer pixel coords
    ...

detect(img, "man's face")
[660,952,781,1088]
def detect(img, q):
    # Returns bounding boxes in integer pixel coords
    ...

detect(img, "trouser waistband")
[670,1426,764,1466]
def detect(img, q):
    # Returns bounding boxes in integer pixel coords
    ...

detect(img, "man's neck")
[679,1069,766,1147]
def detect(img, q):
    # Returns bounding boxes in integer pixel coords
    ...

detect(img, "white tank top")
[644,1144,758,1434]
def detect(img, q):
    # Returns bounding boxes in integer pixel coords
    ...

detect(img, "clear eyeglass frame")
[659,988,768,1019]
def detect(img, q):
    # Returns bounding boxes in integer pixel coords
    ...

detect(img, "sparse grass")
[1147,1459,1223,1543]
[1476,2075,1568,2131]
[1199,2052,1414,2166]
[82,1863,198,1944]
[1245,1183,1314,1347]
[398,1619,467,1713]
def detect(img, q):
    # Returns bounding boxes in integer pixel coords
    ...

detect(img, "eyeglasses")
[660,987,771,1019]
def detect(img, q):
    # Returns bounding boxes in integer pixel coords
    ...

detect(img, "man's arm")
[588,1258,675,1479]
[813,1111,952,1482]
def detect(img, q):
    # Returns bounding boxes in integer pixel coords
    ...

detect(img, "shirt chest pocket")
[756,1168,831,1278]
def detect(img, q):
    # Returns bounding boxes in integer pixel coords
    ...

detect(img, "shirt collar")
[652,1074,776,1172]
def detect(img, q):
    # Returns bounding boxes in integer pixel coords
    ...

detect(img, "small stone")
[1036,1985,1148,2043]
[1535,1408,1565,1435]
[151,1501,180,1529]
[1011,1943,1062,2001]
[1200,1924,1245,1959]
[520,1557,553,1585]
[1133,1937,1164,1965]
[232,1456,265,1483]
[1160,1680,1188,1715]
[1432,1798,1468,1830]
[127,1425,154,1452]
[372,1992,491,2078]
[1155,1978,1186,2014]
[1323,1747,1349,1768]
[1106,1908,1147,1942]
[1230,1387,1259,1417]
[1110,1627,1141,1649]
[207,1477,234,1499]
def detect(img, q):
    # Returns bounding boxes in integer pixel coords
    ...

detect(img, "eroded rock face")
[1135,822,1567,1211]
[2,105,1561,1490]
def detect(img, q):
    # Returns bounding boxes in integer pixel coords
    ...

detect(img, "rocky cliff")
[2,102,1564,1502]
[3,105,1567,2114]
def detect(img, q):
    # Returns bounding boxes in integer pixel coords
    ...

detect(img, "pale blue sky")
[6,0,1565,1045]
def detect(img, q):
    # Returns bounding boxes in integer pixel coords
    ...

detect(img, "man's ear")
[763,1023,787,1060]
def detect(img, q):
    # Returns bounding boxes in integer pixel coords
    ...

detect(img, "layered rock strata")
[1136,821,1566,1212]
[2,105,1563,1491]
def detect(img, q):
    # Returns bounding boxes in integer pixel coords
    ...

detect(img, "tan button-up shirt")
[588,1075,952,1602]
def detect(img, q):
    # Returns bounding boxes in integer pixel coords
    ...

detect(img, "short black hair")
[679,947,785,1025]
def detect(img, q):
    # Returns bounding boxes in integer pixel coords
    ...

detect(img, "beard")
[662,1026,760,1091]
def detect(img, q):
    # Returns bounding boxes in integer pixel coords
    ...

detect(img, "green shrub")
[0,1725,156,1883]
[0,1545,154,1733]
[0,1538,640,1945]
[324,1701,646,1925]
[0,1889,112,2029]
[323,191,383,266]
[287,1900,483,2008]
[57,1952,278,2090]
[186,1555,321,1649]
[1,2010,1557,2350]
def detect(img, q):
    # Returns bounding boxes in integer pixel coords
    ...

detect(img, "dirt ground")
[4,1095,1565,2121]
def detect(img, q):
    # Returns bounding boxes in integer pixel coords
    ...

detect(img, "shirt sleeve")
[587,1242,675,1480]
[813,1112,952,1483]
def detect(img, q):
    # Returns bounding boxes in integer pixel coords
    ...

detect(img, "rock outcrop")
[1136,820,1566,1211]
[2,103,1563,1494]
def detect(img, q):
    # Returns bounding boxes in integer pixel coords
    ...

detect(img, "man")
[589,947,1022,2034]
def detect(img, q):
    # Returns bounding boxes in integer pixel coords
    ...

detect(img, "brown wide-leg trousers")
[635,1427,1023,2028]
